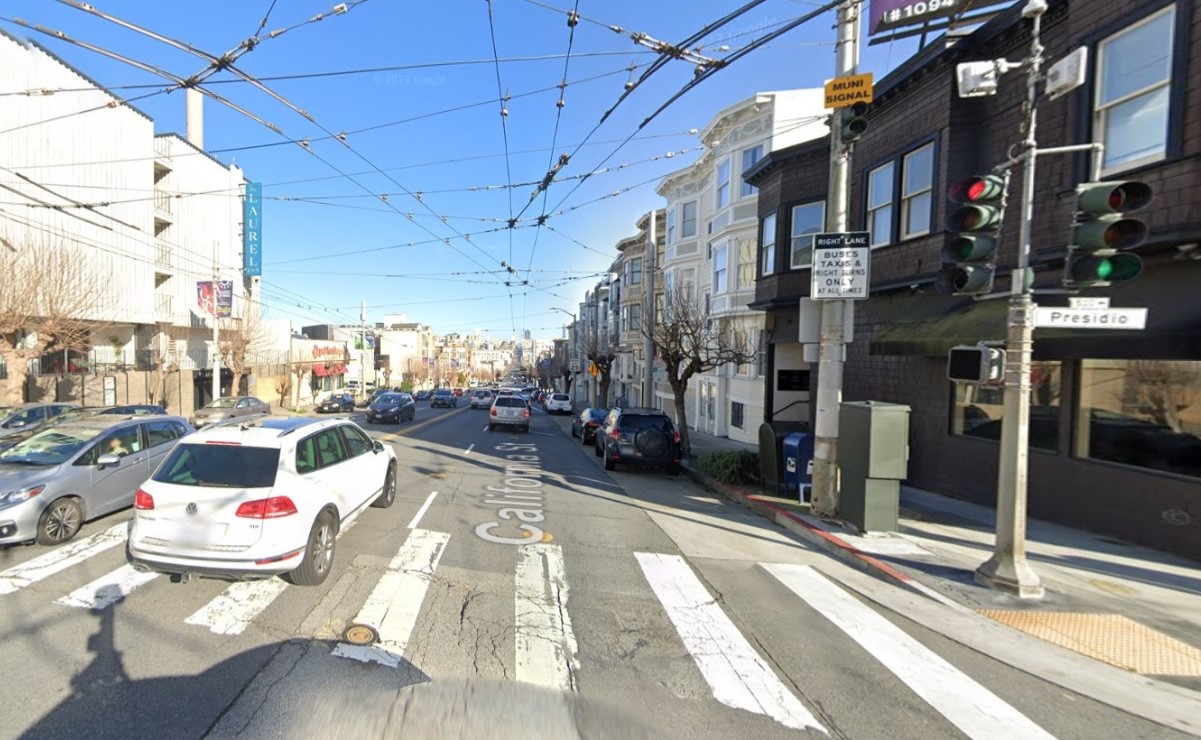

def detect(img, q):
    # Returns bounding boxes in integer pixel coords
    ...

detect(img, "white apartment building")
[1,30,253,411]
[656,89,827,444]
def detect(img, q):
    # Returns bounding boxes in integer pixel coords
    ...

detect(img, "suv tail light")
[236,496,298,519]
[672,430,681,443]
[490,407,498,416]
[523,408,530,418]
[610,427,620,440]
[134,488,154,510]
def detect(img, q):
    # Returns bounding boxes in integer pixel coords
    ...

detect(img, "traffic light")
[936,174,1006,295]
[1063,181,1152,288]
[841,102,869,143]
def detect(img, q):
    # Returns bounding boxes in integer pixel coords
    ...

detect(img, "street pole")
[360,299,367,393]
[211,241,221,403]
[810,0,859,517]
[643,209,657,407]
[976,1,1046,599]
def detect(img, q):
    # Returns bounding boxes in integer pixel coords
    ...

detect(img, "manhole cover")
[430,472,448,479]
[342,624,379,646]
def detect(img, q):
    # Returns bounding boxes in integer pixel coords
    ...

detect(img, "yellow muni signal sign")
[824,73,874,108]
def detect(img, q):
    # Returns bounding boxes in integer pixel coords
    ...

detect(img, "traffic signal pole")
[810,0,860,517]
[975,1,1046,598]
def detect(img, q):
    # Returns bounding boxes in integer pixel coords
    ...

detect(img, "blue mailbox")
[782,432,815,501]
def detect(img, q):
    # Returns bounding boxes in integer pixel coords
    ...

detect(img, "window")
[630,304,641,331]
[867,163,894,247]
[340,425,374,457]
[154,444,280,487]
[145,420,182,448]
[900,144,933,238]
[713,245,728,293]
[741,146,764,196]
[1075,359,1200,479]
[681,201,698,238]
[761,212,777,275]
[1095,6,1175,174]
[314,428,347,467]
[716,159,731,209]
[666,207,677,244]
[630,257,642,285]
[736,237,756,289]
[731,401,745,429]
[952,361,1062,452]
[789,201,825,270]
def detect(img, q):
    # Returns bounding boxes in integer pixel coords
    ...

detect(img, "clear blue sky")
[2,0,924,338]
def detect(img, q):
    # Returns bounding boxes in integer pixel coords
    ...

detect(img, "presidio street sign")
[1033,297,1147,330]
[811,232,871,300]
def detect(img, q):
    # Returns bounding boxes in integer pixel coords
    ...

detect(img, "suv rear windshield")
[153,443,281,488]
[551,394,569,401]
[494,397,527,408]
[619,413,674,430]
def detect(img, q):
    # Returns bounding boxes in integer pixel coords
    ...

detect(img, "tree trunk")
[231,370,244,398]
[669,378,692,457]
[599,376,611,407]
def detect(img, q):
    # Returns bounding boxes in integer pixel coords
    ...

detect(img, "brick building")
[747,0,1201,559]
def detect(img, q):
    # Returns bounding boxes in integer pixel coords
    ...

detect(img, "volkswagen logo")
[186,503,198,516]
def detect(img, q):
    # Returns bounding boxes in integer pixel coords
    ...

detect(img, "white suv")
[127,416,396,586]
[544,393,572,415]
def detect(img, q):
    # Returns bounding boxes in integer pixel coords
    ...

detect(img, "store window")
[951,361,1062,451]
[1075,359,1201,478]
[1095,5,1175,174]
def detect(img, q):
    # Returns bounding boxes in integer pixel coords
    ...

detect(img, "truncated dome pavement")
[978,610,1201,677]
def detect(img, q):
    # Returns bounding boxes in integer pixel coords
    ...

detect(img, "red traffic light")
[1077,181,1153,214]
[948,174,1006,204]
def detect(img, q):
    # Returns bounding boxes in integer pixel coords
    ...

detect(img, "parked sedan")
[571,408,608,445]
[0,415,193,545]
[190,396,270,429]
[316,393,355,414]
[365,392,416,424]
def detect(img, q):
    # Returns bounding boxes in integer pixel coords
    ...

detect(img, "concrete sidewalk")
[680,427,1201,694]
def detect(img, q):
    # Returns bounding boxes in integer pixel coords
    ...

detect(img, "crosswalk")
[0,522,1059,738]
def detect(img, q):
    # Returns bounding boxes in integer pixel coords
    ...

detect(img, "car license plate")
[176,521,229,546]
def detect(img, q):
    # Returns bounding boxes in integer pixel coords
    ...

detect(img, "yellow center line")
[374,405,471,442]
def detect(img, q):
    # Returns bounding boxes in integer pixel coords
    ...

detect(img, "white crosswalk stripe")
[331,527,450,667]
[764,563,1056,740]
[635,552,829,734]
[514,543,579,692]
[0,524,127,596]
[184,578,290,635]
[55,563,158,609]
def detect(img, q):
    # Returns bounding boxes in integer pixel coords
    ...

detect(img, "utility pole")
[976,0,1047,599]
[642,209,657,407]
[211,241,221,403]
[360,299,367,392]
[810,0,860,516]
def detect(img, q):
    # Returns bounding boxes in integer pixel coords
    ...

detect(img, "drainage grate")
[979,610,1201,677]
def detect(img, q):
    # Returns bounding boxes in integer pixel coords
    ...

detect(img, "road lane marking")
[185,579,290,635]
[0,524,127,596]
[635,552,827,733]
[464,444,475,455]
[55,563,158,609]
[374,406,467,442]
[407,491,438,530]
[514,543,579,692]
[764,563,1055,740]
[331,528,449,667]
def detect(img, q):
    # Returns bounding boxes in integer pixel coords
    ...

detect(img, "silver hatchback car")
[0,415,193,545]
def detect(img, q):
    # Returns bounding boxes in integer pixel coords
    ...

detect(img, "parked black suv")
[594,407,681,475]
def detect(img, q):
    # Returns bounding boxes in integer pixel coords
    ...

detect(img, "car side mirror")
[373,440,385,454]
[96,453,121,467]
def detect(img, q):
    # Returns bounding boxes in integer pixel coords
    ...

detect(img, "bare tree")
[292,362,310,408]
[218,296,269,397]
[403,355,422,387]
[274,374,292,408]
[0,234,112,404]
[585,343,615,407]
[642,284,756,456]
[147,324,182,411]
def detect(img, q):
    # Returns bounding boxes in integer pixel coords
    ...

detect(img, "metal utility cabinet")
[838,401,911,532]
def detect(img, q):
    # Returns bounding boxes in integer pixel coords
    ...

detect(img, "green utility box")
[838,401,910,532]
[839,401,911,479]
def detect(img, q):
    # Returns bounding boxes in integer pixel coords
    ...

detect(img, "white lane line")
[184,519,362,635]
[764,563,1055,740]
[464,444,475,455]
[514,543,580,692]
[55,564,159,609]
[482,425,489,432]
[635,552,826,733]
[0,523,127,596]
[332,528,449,667]
[407,491,439,530]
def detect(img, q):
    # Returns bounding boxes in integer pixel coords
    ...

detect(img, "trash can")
[758,421,811,495]
[782,432,815,501]
[838,401,911,532]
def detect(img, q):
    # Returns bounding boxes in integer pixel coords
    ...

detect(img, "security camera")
[1021,0,1048,19]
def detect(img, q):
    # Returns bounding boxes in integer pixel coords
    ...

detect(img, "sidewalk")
[680,427,1201,693]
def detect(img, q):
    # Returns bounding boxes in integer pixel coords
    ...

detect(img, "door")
[83,426,151,515]
[142,419,186,477]
[307,428,354,517]
[337,425,383,513]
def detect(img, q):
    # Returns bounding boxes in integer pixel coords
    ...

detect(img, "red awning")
[330,362,347,375]
[312,363,329,377]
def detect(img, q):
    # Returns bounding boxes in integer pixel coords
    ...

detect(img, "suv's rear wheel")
[372,465,396,508]
[290,511,337,586]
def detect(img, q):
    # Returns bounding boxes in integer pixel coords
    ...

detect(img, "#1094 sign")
[811,232,871,300]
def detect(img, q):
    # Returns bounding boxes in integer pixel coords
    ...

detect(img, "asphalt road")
[0,400,1189,739]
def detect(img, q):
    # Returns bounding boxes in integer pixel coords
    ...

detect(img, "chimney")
[186,88,203,149]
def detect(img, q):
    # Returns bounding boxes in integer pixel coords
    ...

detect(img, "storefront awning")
[870,291,1201,360]
[313,363,329,377]
[330,362,347,375]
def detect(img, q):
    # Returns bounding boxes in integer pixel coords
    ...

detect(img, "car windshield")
[434,390,452,395]
[0,425,105,465]
[377,394,402,404]
[153,444,280,488]
[207,398,239,409]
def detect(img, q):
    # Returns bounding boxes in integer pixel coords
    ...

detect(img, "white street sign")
[1068,297,1109,310]
[811,232,871,300]
[1034,307,1147,330]
[568,359,581,372]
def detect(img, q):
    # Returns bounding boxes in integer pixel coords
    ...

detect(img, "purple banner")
[870,0,1011,36]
